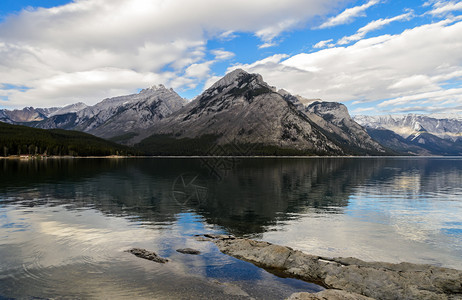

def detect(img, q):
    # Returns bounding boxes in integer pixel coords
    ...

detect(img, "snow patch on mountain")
[49,102,88,117]
[354,114,462,142]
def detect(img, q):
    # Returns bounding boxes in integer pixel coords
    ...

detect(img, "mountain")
[355,114,462,155]
[365,128,431,155]
[134,69,386,156]
[48,102,88,117]
[0,122,136,157]
[29,85,186,143]
[278,92,386,154]
[0,107,49,123]
[305,101,385,155]
[0,103,87,124]
[405,130,462,155]
[354,114,462,142]
[0,110,10,123]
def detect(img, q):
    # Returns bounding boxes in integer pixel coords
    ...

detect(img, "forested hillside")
[0,122,136,156]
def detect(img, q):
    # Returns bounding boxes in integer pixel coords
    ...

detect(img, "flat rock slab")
[194,236,210,242]
[287,290,373,300]
[126,248,168,263]
[203,235,462,300]
[203,234,236,240]
[176,248,201,255]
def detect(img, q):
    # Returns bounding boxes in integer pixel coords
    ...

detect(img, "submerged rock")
[204,236,462,300]
[203,234,235,240]
[287,290,373,300]
[125,248,168,263]
[176,248,201,255]
[210,279,250,297]
[194,236,211,242]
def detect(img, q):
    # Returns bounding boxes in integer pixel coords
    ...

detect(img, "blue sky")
[0,0,461,115]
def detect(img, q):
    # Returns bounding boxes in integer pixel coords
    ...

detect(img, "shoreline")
[1,155,461,159]
[198,234,462,300]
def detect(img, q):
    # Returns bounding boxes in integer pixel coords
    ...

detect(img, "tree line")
[0,122,137,157]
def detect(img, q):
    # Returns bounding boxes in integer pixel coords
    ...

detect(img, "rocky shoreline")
[126,235,461,299]
[198,234,462,300]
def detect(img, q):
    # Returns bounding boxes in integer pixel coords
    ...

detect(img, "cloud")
[258,42,278,49]
[217,30,238,41]
[233,18,462,114]
[318,0,381,29]
[0,0,344,108]
[203,75,222,92]
[210,49,235,61]
[337,11,413,45]
[351,107,376,114]
[377,88,462,108]
[255,19,298,47]
[1,67,170,108]
[230,54,290,70]
[313,39,334,48]
[426,1,462,15]
[184,62,214,79]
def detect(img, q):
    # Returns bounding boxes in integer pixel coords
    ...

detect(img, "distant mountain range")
[1,70,461,156]
[0,102,88,123]
[354,115,462,155]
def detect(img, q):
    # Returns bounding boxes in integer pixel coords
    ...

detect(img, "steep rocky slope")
[356,114,462,155]
[306,101,385,155]
[135,69,385,155]
[30,85,186,142]
[354,114,462,142]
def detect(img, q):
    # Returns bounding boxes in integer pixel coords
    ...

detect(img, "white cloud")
[0,0,344,108]
[203,75,222,91]
[338,11,413,45]
[377,88,462,108]
[255,19,297,46]
[351,107,376,114]
[184,62,214,79]
[210,49,235,61]
[387,75,437,91]
[258,42,278,49]
[233,19,462,113]
[427,1,462,15]
[3,68,170,108]
[318,0,381,29]
[313,39,334,48]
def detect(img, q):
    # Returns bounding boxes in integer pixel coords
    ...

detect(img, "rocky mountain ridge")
[354,114,462,142]
[355,114,462,155]
[0,106,49,123]
[17,85,187,142]
[0,103,89,124]
[2,70,461,156]
[134,69,386,155]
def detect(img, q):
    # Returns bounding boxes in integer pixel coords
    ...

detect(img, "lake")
[1,157,462,299]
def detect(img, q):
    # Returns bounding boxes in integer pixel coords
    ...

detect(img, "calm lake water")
[1,157,462,299]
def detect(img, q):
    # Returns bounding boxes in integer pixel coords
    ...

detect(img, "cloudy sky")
[0,0,461,115]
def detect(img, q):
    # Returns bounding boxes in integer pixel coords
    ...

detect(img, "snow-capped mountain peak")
[354,113,462,142]
[48,102,88,117]
[413,122,426,132]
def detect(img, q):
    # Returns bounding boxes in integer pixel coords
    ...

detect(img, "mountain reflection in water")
[1,157,461,298]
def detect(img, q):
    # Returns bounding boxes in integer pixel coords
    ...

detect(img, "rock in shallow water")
[176,248,201,255]
[287,290,373,300]
[125,248,168,263]
[194,236,210,242]
[203,236,462,300]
